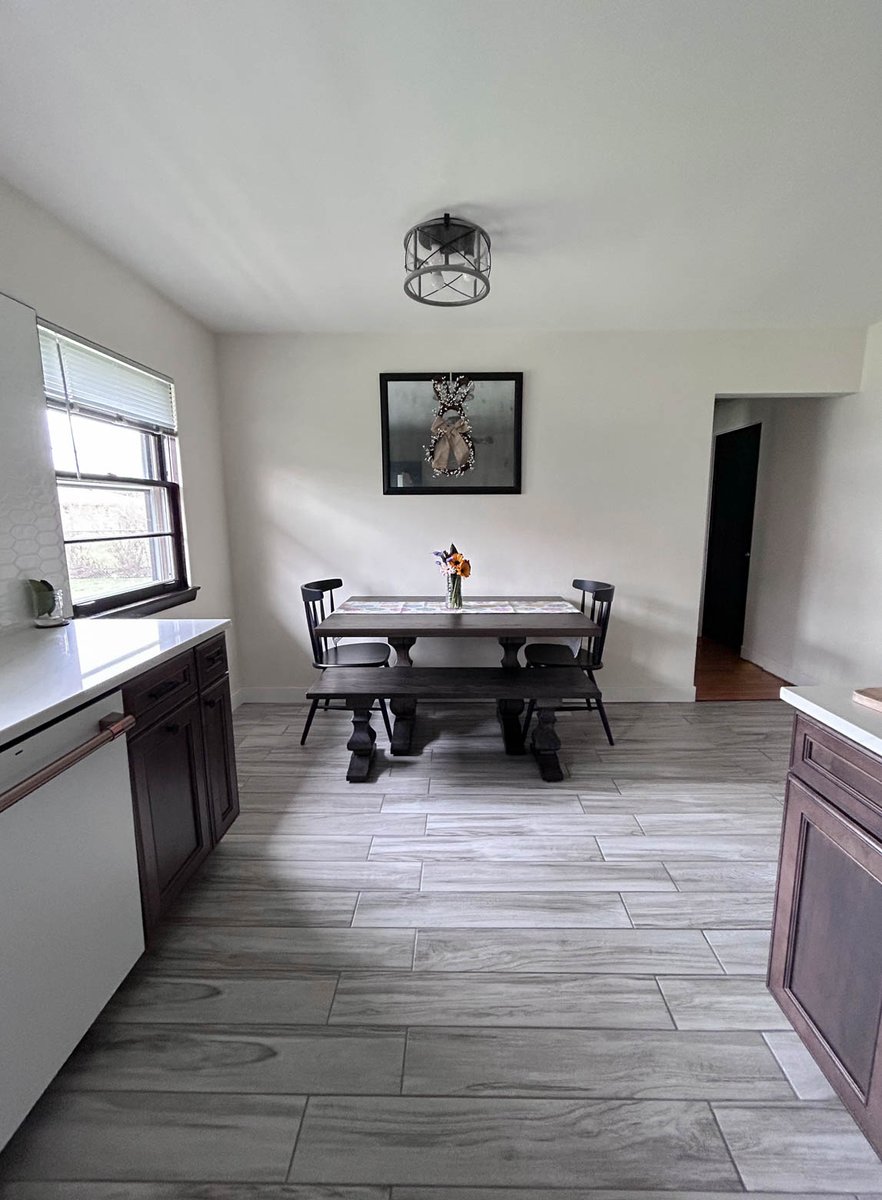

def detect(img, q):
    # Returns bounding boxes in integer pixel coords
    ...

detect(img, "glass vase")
[446,573,463,610]
[30,586,69,627]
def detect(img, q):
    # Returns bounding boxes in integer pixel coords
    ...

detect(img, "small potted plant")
[26,578,69,627]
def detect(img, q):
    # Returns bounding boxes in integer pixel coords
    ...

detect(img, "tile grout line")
[400,1027,410,1096]
[652,974,680,1030]
[660,860,682,891]
[700,928,730,974]
[283,1094,308,1183]
[761,1029,809,1101]
[325,972,343,1025]
[708,1099,751,1192]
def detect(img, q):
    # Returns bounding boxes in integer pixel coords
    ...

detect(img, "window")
[39,326,189,616]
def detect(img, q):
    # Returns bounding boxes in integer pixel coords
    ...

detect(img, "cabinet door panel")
[770,775,882,1140]
[201,676,240,841]
[129,695,212,931]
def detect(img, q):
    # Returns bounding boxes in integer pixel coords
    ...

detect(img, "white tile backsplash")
[0,293,69,629]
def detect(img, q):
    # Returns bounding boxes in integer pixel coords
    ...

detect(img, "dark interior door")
[701,423,761,649]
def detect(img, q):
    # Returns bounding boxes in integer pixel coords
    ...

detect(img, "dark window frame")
[49,404,190,617]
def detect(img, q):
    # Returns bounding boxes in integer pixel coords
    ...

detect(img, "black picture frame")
[379,371,523,495]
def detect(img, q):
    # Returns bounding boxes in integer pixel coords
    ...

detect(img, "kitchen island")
[771,685,882,1158]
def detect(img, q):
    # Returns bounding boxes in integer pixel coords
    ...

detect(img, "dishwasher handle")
[0,712,136,817]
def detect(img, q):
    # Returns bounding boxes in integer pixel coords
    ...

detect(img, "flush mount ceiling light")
[404,213,491,306]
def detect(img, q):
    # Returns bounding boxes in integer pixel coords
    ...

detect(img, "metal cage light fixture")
[403,212,491,306]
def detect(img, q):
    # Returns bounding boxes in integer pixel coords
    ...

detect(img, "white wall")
[217,328,865,702]
[0,293,69,628]
[731,323,882,686]
[0,179,236,644]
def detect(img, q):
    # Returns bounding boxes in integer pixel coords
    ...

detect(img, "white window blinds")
[38,327,177,433]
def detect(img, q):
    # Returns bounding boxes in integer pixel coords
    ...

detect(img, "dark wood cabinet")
[128,693,212,930]
[124,633,238,936]
[201,674,240,841]
[770,715,882,1155]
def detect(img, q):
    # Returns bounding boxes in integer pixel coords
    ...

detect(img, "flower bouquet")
[433,543,471,610]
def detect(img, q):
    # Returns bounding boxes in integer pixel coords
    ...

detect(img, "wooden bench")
[305,666,602,783]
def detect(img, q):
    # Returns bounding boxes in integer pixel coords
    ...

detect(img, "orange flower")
[448,552,464,568]
[458,559,471,578]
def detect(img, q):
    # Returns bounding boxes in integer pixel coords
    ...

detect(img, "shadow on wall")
[743,397,826,680]
[607,597,701,699]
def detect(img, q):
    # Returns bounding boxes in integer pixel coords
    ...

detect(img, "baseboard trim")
[237,684,697,705]
[740,643,803,686]
[602,686,697,703]
[239,686,310,704]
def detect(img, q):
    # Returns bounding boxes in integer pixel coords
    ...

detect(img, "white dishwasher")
[0,691,145,1150]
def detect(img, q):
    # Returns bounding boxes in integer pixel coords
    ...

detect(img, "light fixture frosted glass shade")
[404,213,491,306]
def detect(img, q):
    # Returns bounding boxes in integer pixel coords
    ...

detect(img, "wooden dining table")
[314,595,601,755]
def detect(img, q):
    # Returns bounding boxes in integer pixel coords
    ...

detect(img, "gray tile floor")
[2,698,882,1198]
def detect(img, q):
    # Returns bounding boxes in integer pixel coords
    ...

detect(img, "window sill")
[88,586,200,620]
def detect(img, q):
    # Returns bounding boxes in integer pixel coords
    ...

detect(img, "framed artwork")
[379,371,523,495]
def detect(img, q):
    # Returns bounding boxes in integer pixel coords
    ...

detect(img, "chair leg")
[300,698,320,745]
[522,698,537,739]
[378,698,393,741]
[596,696,614,745]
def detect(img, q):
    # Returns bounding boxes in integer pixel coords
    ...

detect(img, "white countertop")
[781,684,882,759]
[0,617,230,746]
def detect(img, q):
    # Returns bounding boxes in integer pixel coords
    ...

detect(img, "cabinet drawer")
[196,634,228,689]
[791,714,882,828]
[123,650,197,728]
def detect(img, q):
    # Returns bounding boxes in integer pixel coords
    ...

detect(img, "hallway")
[695,638,790,702]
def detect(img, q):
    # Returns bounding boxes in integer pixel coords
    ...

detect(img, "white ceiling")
[2,0,882,333]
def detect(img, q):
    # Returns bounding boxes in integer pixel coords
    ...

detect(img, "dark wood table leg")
[387,637,417,755]
[531,702,565,782]
[346,699,377,782]
[389,636,417,666]
[498,636,526,669]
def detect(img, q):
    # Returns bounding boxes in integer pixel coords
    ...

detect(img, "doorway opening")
[696,421,789,701]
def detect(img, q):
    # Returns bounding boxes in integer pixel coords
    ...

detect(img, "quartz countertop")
[781,684,882,759]
[0,617,230,747]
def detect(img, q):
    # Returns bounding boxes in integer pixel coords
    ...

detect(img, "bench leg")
[497,698,526,755]
[346,701,377,782]
[389,697,417,756]
[531,702,565,782]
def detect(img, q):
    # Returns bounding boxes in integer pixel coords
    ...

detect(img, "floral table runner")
[336,597,578,615]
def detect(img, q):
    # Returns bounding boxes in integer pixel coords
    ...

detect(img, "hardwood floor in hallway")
[695,637,790,701]
[2,698,880,1196]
